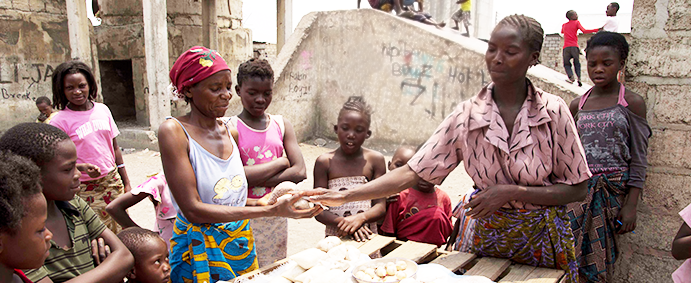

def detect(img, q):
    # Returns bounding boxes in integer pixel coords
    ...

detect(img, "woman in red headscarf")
[158,46,322,283]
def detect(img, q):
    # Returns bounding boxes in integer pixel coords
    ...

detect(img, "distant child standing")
[35,96,58,124]
[561,10,598,86]
[0,151,53,283]
[49,60,132,234]
[106,172,176,248]
[602,2,620,32]
[567,32,651,283]
[224,58,307,267]
[314,96,387,242]
[0,123,134,283]
[381,146,452,247]
[118,227,171,283]
[451,0,471,36]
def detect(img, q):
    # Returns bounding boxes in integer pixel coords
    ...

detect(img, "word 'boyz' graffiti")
[381,42,490,119]
[287,72,311,97]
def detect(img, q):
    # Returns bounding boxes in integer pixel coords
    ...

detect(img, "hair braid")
[496,14,544,64]
[339,96,373,125]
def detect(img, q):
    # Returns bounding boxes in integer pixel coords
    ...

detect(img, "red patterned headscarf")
[169,46,230,99]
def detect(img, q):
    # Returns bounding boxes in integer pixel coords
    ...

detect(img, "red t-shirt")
[381,187,452,246]
[561,20,598,48]
[14,270,33,283]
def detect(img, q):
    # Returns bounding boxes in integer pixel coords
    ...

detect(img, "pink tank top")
[233,115,285,198]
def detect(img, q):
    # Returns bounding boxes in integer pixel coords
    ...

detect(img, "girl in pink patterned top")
[106,172,177,248]
[314,97,387,242]
[311,15,590,283]
[224,59,307,267]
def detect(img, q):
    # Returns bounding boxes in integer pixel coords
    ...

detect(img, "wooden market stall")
[234,235,567,283]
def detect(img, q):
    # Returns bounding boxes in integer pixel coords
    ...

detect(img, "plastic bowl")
[352,258,418,283]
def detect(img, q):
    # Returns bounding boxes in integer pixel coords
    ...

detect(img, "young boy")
[561,10,598,86]
[380,145,453,247]
[35,96,57,124]
[451,0,471,36]
[118,227,170,283]
[0,151,53,283]
[0,123,134,283]
[602,2,619,32]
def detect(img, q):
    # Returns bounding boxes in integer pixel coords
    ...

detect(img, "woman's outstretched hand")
[463,184,513,219]
[273,192,323,219]
[305,188,346,207]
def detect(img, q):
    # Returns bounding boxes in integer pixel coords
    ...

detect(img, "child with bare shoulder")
[313,97,387,242]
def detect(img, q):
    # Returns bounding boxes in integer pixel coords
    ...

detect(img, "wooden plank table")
[233,235,566,282]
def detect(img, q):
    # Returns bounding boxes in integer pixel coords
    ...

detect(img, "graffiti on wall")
[287,71,311,98]
[0,61,57,101]
[382,42,488,118]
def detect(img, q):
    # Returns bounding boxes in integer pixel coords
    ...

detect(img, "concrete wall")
[540,33,632,87]
[269,9,585,147]
[95,0,252,124]
[94,0,146,123]
[0,0,70,131]
[612,0,691,282]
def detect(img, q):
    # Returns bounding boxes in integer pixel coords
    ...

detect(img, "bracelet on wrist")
[117,164,125,169]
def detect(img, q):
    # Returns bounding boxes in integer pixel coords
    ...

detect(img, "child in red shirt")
[381,146,453,247]
[561,10,598,86]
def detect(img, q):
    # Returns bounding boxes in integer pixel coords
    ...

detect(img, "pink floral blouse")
[408,81,592,210]
[131,172,176,247]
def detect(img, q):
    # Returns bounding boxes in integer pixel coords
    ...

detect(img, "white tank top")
[167,117,248,221]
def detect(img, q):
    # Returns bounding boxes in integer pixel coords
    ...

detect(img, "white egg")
[364,268,377,278]
[385,265,396,276]
[356,271,372,281]
[293,198,312,210]
[375,266,387,277]
[395,260,408,271]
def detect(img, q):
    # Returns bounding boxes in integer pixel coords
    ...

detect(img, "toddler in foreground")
[314,96,387,242]
[118,227,170,283]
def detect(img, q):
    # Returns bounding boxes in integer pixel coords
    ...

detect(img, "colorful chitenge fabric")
[471,207,578,283]
[567,171,629,283]
[170,214,258,283]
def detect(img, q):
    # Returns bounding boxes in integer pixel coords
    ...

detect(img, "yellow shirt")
[461,0,471,11]
[36,111,58,124]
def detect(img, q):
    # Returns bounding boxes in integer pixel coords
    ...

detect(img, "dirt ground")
[125,142,474,256]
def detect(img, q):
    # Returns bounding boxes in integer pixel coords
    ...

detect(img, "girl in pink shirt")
[49,61,132,234]
[673,203,691,283]
[224,59,307,267]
